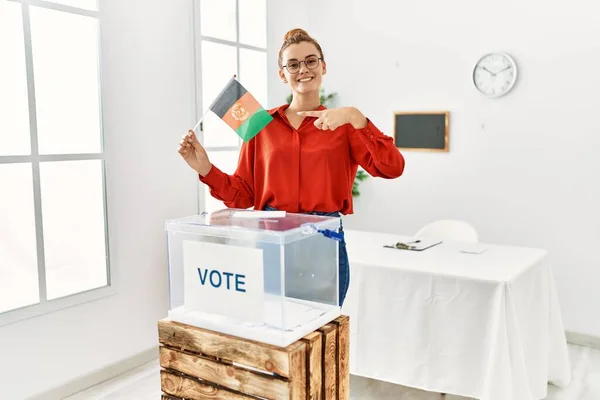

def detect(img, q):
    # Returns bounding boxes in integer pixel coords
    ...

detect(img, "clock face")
[473,53,518,97]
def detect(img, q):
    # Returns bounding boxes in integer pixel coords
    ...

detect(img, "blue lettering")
[198,269,246,293]
[223,272,233,290]
[209,270,222,288]
[197,268,208,285]
[235,274,246,293]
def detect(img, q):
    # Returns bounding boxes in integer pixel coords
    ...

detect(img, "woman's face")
[279,42,326,95]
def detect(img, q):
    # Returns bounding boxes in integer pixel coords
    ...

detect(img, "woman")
[178,28,405,306]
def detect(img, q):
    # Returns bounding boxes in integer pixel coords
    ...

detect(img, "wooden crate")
[158,315,349,400]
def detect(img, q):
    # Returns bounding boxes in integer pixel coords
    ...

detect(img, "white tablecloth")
[341,230,571,400]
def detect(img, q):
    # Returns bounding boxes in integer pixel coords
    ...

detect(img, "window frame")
[193,0,269,213]
[0,0,113,327]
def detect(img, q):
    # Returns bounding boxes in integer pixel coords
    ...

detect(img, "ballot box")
[164,208,342,347]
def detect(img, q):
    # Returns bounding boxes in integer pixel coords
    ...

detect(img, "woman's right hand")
[178,129,212,176]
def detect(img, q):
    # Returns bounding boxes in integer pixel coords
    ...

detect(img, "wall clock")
[473,53,518,98]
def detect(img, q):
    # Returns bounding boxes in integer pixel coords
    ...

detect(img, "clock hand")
[481,66,496,76]
[496,66,511,74]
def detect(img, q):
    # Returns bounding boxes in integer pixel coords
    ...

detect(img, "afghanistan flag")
[209,77,273,142]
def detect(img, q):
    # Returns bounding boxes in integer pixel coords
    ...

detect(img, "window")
[0,0,109,324]
[195,0,268,212]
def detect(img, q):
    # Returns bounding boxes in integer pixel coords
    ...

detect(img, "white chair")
[415,219,479,243]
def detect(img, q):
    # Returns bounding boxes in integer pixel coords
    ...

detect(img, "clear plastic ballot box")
[165,208,342,347]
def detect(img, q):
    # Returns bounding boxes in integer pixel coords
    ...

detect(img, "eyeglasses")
[283,55,322,74]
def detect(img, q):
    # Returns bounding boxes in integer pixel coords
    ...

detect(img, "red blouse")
[199,104,405,215]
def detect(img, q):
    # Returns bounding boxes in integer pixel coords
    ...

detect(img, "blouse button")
[370,135,374,139]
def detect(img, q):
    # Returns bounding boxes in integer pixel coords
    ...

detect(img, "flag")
[209,77,273,142]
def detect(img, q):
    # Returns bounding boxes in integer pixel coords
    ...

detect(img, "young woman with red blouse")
[178,28,405,306]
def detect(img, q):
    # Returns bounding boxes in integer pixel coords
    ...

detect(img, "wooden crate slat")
[160,346,289,399]
[318,324,337,400]
[288,342,307,399]
[300,331,322,400]
[158,319,300,378]
[333,316,350,400]
[161,370,255,400]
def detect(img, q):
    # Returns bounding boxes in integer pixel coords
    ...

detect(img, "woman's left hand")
[297,107,368,130]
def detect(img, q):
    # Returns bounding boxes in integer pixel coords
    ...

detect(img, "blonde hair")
[278,28,324,68]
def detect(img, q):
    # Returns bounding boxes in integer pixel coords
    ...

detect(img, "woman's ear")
[278,68,287,83]
[322,60,327,75]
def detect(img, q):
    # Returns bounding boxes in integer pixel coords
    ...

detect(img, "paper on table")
[383,238,442,251]
[233,210,286,219]
[458,244,488,254]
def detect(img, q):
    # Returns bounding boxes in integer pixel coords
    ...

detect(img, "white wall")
[268,0,600,336]
[0,0,197,398]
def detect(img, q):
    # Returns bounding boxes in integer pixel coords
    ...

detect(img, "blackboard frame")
[393,111,449,152]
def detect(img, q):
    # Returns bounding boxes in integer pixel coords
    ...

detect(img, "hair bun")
[283,28,310,42]
[278,28,324,68]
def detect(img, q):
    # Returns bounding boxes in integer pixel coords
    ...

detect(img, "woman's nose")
[298,61,310,73]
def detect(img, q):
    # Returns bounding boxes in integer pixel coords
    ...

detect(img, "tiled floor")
[64,344,600,399]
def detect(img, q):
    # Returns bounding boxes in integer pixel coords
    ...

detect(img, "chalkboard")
[393,111,449,152]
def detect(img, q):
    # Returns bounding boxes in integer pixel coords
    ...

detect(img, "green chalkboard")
[393,112,449,152]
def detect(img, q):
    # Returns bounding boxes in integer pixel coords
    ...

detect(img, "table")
[341,229,572,400]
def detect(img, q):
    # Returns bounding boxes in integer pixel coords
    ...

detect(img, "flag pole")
[191,109,207,133]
